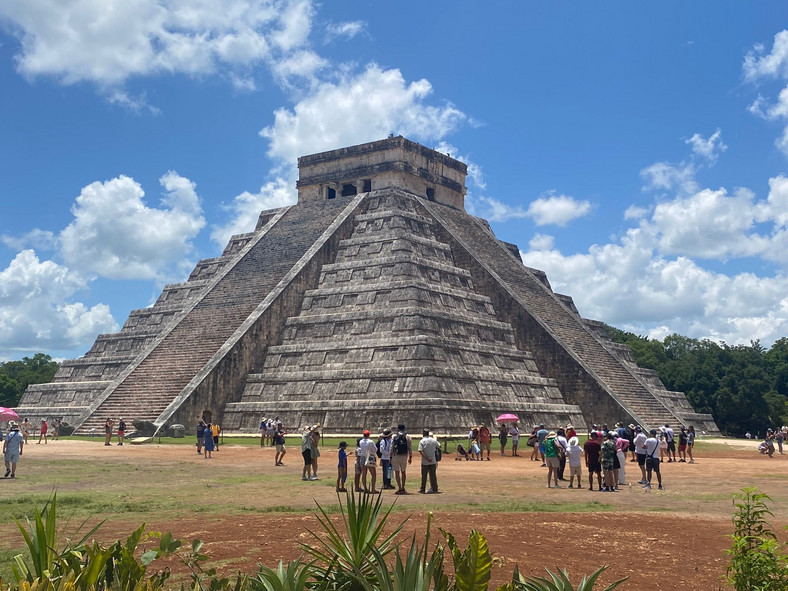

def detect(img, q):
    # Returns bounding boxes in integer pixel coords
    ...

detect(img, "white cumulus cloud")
[0,250,118,354]
[526,192,592,226]
[59,172,205,280]
[744,30,788,158]
[685,129,727,163]
[324,20,366,43]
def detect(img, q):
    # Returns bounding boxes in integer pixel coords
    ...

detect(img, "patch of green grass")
[0,546,25,584]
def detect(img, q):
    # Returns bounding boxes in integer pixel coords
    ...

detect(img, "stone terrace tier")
[223,191,586,433]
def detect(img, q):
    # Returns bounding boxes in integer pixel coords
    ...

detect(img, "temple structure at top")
[16,136,719,436]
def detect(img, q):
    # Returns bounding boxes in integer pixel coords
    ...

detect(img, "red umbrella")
[496,413,519,423]
[0,407,20,422]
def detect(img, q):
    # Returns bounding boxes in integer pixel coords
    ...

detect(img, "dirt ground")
[3,438,787,590]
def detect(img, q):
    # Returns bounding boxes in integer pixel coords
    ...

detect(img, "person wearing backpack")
[392,424,412,494]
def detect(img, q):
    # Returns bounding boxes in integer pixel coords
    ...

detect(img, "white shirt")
[644,436,660,458]
[378,437,392,460]
[664,427,674,443]
[566,444,583,467]
[359,437,377,462]
[634,432,647,454]
[418,436,439,465]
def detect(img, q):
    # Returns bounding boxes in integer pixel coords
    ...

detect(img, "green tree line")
[0,353,59,407]
[605,327,788,436]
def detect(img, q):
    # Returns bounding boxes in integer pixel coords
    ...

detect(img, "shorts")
[646,457,660,472]
[197,436,204,447]
[569,465,582,478]
[275,444,285,453]
[302,449,312,466]
[546,456,560,468]
[480,442,491,452]
[4,451,20,463]
[587,461,601,474]
[667,441,676,453]
[678,444,686,452]
[391,454,408,472]
[511,437,519,445]
[364,457,377,468]
[355,457,363,475]
[213,435,219,444]
[613,454,621,470]
[637,454,646,466]
[538,444,545,454]
[602,461,614,471]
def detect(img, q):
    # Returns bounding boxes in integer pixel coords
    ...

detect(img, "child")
[337,441,349,492]
[566,436,583,489]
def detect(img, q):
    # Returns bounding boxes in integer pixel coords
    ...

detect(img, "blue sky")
[1,1,788,361]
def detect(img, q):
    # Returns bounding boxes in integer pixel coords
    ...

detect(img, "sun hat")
[547,431,556,438]
[382,428,392,437]
[339,441,347,448]
[569,436,579,446]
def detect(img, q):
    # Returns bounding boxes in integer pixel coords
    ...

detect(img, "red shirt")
[40,421,48,434]
[583,439,601,464]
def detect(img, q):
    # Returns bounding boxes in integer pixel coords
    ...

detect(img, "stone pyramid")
[17,136,719,436]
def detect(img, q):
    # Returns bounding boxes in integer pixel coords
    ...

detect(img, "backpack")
[393,433,409,455]
[435,446,442,462]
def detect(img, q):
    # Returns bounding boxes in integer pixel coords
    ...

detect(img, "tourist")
[359,429,379,493]
[336,441,348,492]
[259,417,267,447]
[536,424,549,466]
[478,423,492,461]
[354,438,364,491]
[53,418,61,441]
[418,428,439,494]
[378,428,395,489]
[686,425,696,463]
[633,426,648,483]
[3,422,24,478]
[392,423,412,495]
[117,417,126,446]
[644,429,663,490]
[20,418,31,444]
[556,428,568,481]
[566,436,583,488]
[583,431,603,491]
[203,423,215,458]
[760,429,775,457]
[310,425,321,477]
[498,423,508,456]
[273,424,286,466]
[196,420,207,454]
[776,428,784,455]
[664,424,676,462]
[658,427,668,462]
[627,424,637,462]
[468,426,478,452]
[677,427,688,462]
[565,424,577,440]
[301,426,316,481]
[601,432,617,492]
[38,418,48,444]
[103,418,113,446]
[544,431,561,488]
[211,422,221,451]
[528,426,540,461]
[615,429,628,485]
[509,423,521,457]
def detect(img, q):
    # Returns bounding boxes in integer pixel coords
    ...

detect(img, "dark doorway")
[426,187,435,201]
[363,179,372,192]
[327,187,336,199]
[342,184,357,196]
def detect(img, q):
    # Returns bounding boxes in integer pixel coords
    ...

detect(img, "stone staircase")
[426,202,680,431]
[74,197,356,434]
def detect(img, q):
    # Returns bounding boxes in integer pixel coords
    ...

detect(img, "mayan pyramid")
[17,137,719,436]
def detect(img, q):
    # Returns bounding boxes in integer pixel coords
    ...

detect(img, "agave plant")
[249,559,314,591]
[496,565,627,591]
[301,491,408,591]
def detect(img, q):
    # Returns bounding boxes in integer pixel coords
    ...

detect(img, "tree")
[0,353,59,406]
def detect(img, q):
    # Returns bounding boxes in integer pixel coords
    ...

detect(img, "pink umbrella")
[496,413,519,423]
[0,407,20,422]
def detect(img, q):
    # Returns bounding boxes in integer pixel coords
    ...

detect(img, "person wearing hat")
[359,429,379,493]
[336,441,349,492]
[378,428,395,489]
[633,426,648,484]
[566,436,583,488]
[4,421,25,478]
[543,431,562,488]
[644,429,663,490]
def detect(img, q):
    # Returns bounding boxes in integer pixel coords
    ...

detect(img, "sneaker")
[643,483,651,489]
[638,480,647,484]
[658,485,664,490]
[9,474,14,478]
[568,484,574,488]
[689,459,695,464]
[302,476,308,481]
[418,490,426,494]
[308,475,318,481]
[4,470,9,478]
[554,484,562,488]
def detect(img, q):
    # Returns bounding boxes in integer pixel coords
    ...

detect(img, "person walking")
[633,426,648,484]
[273,424,287,466]
[20,418,31,444]
[392,423,413,495]
[418,428,439,494]
[53,418,61,441]
[378,428,394,489]
[3,422,25,478]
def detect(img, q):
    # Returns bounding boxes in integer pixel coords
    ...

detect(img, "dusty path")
[1,438,786,589]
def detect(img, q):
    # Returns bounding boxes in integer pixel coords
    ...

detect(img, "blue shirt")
[4,431,24,455]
